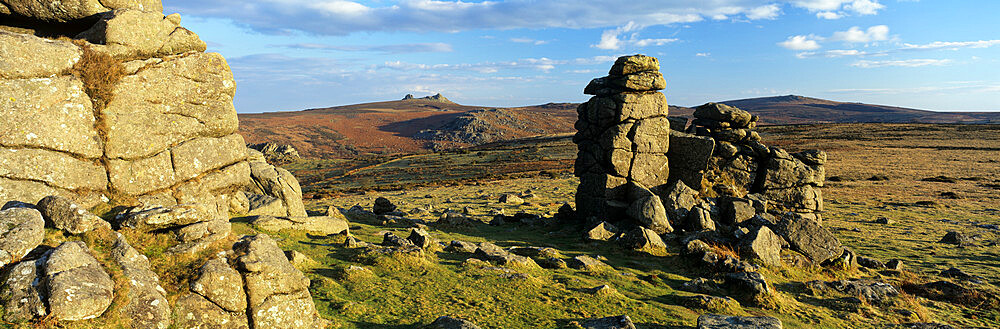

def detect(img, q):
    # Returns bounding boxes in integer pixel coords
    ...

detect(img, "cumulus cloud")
[592,22,678,50]
[791,0,884,18]
[831,25,890,43]
[166,0,795,36]
[746,4,782,19]
[779,35,823,50]
[796,49,870,58]
[901,40,1000,50]
[510,38,549,45]
[376,56,618,74]
[281,42,453,53]
[816,11,841,19]
[851,59,951,68]
[696,52,712,57]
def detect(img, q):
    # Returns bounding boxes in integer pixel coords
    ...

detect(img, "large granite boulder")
[77,9,206,60]
[37,195,109,234]
[0,258,47,322]
[0,0,162,23]
[248,161,307,217]
[0,207,45,267]
[233,234,328,329]
[697,314,782,329]
[774,214,843,263]
[44,241,115,321]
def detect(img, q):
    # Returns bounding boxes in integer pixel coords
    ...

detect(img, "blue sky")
[164,0,1000,113]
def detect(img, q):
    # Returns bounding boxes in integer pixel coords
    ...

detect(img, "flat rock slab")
[697,314,782,329]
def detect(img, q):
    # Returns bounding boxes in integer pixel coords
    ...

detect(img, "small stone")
[696,314,782,329]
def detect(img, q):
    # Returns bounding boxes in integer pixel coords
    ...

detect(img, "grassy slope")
[265,124,1000,328]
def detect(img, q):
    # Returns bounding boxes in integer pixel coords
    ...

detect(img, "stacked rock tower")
[573,55,673,232]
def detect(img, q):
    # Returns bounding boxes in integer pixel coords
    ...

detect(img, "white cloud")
[510,38,549,45]
[376,56,618,74]
[844,0,885,15]
[851,59,952,68]
[592,22,678,50]
[902,40,1000,50]
[281,42,453,53]
[696,52,711,57]
[792,0,884,16]
[816,11,842,19]
[831,25,889,43]
[746,4,782,20]
[166,0,791,36]
[779,35,823,50]
[796,49,869,58]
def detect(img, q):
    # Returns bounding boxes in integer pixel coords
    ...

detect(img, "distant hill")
[238,94,999,158]
[717,95,1000,125]
[238,94,580,158]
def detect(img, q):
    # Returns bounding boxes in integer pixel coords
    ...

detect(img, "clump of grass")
[70,41,124,111]
[707,242,740,260]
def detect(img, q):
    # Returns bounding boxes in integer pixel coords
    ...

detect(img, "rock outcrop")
[572,55,840,269]
[574,55,671,228]
[1,2,327,327]
[1,0,249,212]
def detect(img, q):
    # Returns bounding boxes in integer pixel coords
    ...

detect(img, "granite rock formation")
[574,55,839,267]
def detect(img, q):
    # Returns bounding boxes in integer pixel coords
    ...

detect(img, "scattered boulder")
[569,255,610,272]
[473,242,539,268]
[939,267,986,284]
[0,207,45,267]
[246,193,286,216]
[939,231,973,246]
[626,184,673,234]
[373,197,397,215]
[0,257,47,322]
[499,194,524,205]
[233,234,328,329]
[285,250,319,270]
[446,240,478,253]
[686,204,716,232]
[249,215,349,235]
[857,256,886,269]
[723,272,770,299]
[740,226,782,267]
[774,214,843,263]
[696,314,782,329]
[585,221,619,241]
[807,280,899,304]
[36,195,109,234]
[44,241,115,321]
[408,228,434,249]
[662,180,700,224]
[619,226,667,254]
[190,257,246,313]
[248,161,307,217]
[885,259,904,271]
[578,315,637,329]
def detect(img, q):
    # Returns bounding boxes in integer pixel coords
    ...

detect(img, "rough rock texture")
[775,214,844,263]
[1,10,251,211]
[740,226,782,267]
[0,0,162,23]
[111,233,171,329]
[37,195,109,234]
[807,279,899,304]
[574,55,670,229]
[0,257,47,322]
[77,9,206,60]
[44,241,115,321]
[119,203,230,254]
[233,234,328,329]
[0,207,45,267]
[697,314,783,329]
[248,160,307,217]
[249,214,350,235]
